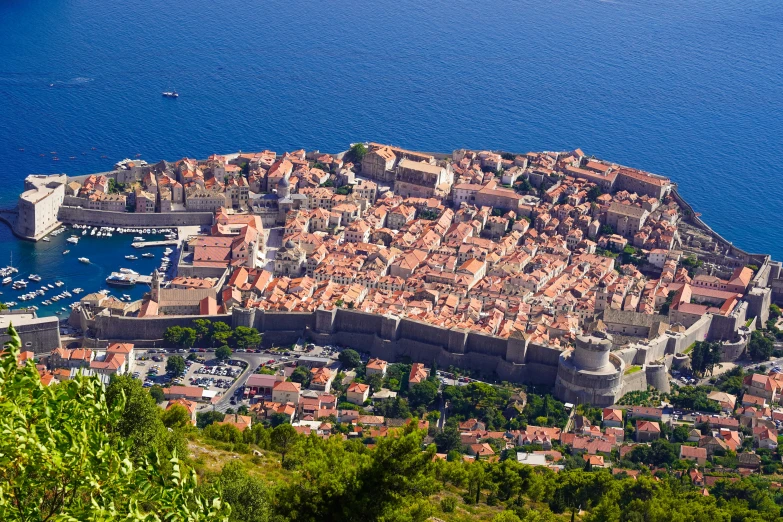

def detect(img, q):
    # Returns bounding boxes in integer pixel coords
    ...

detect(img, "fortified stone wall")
[620,368,650,396]
[57,206,214,227]
[93,314,226,340]
[666,314,712,354]
[0,316,61,354]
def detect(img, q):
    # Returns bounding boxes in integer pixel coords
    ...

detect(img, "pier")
[131,240,178,249]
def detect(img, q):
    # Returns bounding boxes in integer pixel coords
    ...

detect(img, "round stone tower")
[554,331,625,407]
[572,333,613,372]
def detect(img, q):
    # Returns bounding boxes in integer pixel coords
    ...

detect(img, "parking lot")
[133,349,243,396]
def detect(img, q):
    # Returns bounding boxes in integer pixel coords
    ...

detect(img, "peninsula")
[3,143,782,410]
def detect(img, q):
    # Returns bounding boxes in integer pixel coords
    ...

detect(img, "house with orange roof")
[365,357,388,377]
[217,414,252,432]
[680,445,707,465]
[468,443,496,459]
[272,380,301,405]
[346,382,370,405]
[602,407,624,428]
[309,366,335,393]
[636,421,661,443]
[408,363,428,386]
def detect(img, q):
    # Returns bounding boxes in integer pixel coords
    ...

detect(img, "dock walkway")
[131,240,178,249]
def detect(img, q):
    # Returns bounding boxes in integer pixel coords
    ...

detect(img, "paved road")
[212,352,268,412]
[262,227,283,272]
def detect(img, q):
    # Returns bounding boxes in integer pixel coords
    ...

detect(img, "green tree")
[270,412,291,427]
[166,355,186,375]
[163,325,184,346]
[161,404,192,429]
[274,426,437,521]
[434,425,462,453]
[338,348,361,369]
[270,423,299,467]
[748,330,774,362]
[197,410,226,429]
[105,374,166,459]
[291,366,312,387]
[215,345,233,361]
[215,461,270,522]
[211,321,232,347]
[586,185,602,202]
[366,373,384,393]
[0,325,228,521]
[193,318,212,345]
[232,326,262,349]
[408,379,438,408]
[179,327,197,348]
[150,384,165,403]
[348,142,368,163]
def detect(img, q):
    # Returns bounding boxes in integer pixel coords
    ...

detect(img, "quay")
[131,240,178,249]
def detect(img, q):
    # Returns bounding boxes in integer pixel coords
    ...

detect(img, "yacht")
[125,255,138,260]
[66,236,79,244]
[55,281,63,287]
[72,288,83,294]
[28,274,41,282]
[142,253,154,258]
[162,91,179,98]
[119,268,138,275]
[42,237,50,242]
[62,250,70,255]
[78,257,90,264]
[2,277,11,285]
[133,236,144,241]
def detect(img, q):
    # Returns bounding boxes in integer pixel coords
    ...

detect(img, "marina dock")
[131,240,178,249]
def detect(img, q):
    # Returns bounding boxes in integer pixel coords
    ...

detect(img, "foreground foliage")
[0,325,228,521]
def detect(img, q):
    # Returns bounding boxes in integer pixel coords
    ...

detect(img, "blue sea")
[0,0,781,316]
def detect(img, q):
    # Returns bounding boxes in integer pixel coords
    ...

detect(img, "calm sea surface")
[0,0,781,316]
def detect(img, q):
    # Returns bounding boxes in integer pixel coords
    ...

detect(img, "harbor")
[0,223,186,317]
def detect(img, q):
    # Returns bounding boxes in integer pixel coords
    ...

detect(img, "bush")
[441,497,457,513]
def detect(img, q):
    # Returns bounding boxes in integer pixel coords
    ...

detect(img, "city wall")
[57,206,214,227]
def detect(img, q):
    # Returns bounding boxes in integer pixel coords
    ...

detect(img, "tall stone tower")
[277,176,290,199]
[151,270,160,303]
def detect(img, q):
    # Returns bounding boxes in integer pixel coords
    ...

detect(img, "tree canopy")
[0,325,227,521]
[338,348,361,369]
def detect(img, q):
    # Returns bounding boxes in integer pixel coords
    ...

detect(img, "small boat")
[142,253,154,258]
[28,274,41,282]
[42,237,50,242]
[119,268,138,275]
[162,91,179,98]
[66,236,79,244]
[3,277,12,285]
[63,250,70,255]
[55,281,63,287]
[125,255,138,260]
[78,257,90,264]
[133,236,144,241]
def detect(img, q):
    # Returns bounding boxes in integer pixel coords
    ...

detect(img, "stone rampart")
[57,206,213,227]
[93,314,226,340]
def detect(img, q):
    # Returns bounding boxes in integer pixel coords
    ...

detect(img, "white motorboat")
[78,257,90,264]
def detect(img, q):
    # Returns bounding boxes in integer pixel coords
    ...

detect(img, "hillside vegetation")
[2,326,783,521]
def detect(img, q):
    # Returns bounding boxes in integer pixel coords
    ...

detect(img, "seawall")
[57,206,214,227]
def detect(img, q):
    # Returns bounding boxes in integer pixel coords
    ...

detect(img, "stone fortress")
[7,144,783,408]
